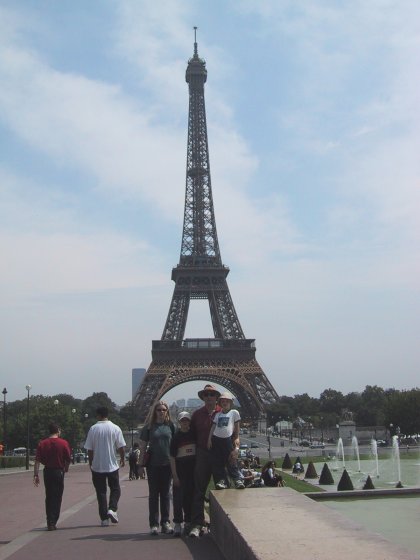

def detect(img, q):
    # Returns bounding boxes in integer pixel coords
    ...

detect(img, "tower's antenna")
[193,26,198,56]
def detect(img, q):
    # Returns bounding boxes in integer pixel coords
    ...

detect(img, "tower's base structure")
[135,339,279,422]
[134,31,280,422]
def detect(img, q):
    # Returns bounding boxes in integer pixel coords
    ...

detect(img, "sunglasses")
[202,392,217,397]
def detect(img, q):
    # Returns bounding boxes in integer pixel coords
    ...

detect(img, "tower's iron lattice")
[134,34,280,421]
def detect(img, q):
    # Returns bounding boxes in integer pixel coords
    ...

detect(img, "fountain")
[335,437,345,470]
[371,438,380,478]
[351,436,361,472]
[392,435,402,487]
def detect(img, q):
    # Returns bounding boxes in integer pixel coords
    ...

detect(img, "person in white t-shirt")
[84,406,126,526]
[207,392,244,490]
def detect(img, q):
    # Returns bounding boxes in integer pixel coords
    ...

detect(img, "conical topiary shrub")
[319,463,334,485]
[294,456,302,464]
[363,475,375,490]
[305,461,318,479]
[337,469,354,491]
[282,453,293,469]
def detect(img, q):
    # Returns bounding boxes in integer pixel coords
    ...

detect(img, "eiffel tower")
[135,31,280,421]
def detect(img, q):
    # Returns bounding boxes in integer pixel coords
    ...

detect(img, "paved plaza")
[0,464,224,560]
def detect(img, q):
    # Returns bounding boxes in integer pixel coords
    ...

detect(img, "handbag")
[142,446,151,467]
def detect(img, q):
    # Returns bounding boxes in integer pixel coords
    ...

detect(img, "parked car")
[299,440,310,447]
[250,443,259,448]
[239,443,249,449]
[13,447,27,456]
[310,443,325,449]
[72,452,87,463]
[376,440,388,447]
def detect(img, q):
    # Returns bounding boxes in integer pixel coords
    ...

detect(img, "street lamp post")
[131,401,135,448]
[2,388,7,452]
[25,385,32,470]
[53,399,59,421]
[71,409,76,464]
[83,414,89,463]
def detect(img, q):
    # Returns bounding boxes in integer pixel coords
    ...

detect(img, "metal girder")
[134,348,278,422]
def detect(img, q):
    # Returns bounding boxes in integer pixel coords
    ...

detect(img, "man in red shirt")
[33,423,71,530]
[188,384,222,538]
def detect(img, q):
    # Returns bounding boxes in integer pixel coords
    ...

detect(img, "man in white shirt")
[84,406,126,526]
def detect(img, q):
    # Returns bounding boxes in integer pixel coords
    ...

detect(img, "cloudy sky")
[1,0,419,406]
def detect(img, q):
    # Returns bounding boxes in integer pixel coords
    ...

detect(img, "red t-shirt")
[190,404,221,450]
[35,437,71,469]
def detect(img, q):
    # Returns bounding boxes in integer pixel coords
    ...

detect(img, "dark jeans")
[172,460,195,524]
[146,464,172,528]
[91,469,121,521]
[43,468,65,526]
[211,435,241,484]
[190,447,213,527]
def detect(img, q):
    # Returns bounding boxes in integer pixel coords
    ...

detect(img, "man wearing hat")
[169,411,196,536]
[188,384,223,538]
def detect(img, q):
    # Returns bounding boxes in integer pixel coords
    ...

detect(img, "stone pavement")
[0,464,224,560]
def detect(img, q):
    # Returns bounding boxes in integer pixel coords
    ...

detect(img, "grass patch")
[279,471,322,493]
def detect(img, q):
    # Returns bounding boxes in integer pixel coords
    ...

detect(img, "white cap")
[178,411,191,422]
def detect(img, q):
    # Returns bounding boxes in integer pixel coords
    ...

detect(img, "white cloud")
[0,230,167,304]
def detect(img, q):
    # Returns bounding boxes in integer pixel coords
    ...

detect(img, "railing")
[152,338,255,350]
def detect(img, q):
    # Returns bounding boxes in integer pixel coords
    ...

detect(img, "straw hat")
[197,384,221,400]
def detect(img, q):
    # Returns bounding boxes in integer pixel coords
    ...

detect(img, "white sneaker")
[150,525,159,535]
[235,479,245,489]
[107,509,118,523]
[173,522,182,537]
[101,519,109,527]
[189,526,200,538]
[215,480,227,490]
[161,521,173,534]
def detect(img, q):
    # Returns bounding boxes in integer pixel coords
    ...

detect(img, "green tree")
[356,385,387,426]
[293,393,318,417]
[385,389,420,436]
[119,401,142,429]
[319,389,345,418]
[82,392,127,430]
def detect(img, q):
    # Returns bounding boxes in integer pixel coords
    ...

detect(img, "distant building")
[176,399,186,407]
[187,398,202,408]
[132,368,146,399]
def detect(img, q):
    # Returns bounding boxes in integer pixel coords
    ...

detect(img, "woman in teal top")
[139,401,175,535]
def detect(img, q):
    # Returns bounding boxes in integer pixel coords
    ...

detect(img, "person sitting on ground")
[292,460,304,474]
[238,460,254,487]
[261,461,284,487]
